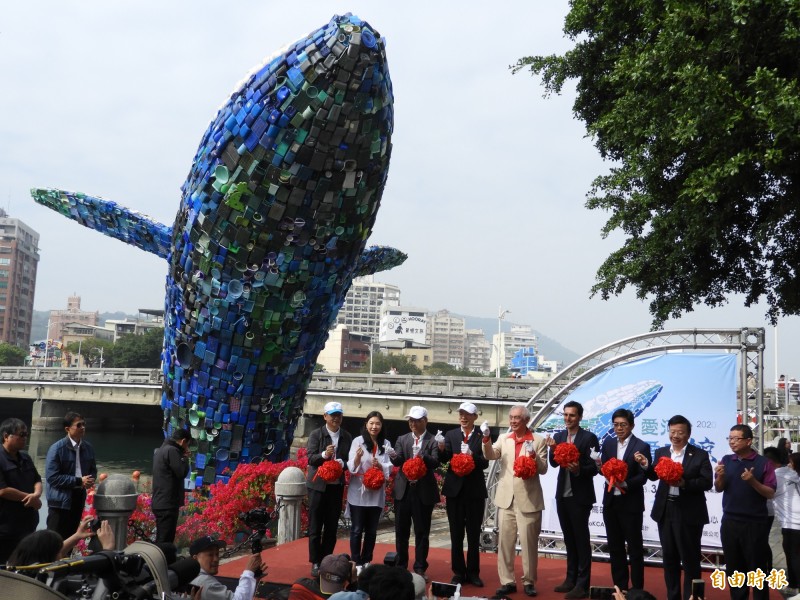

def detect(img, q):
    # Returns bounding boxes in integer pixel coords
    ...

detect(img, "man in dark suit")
[438,401,489,588]
[601,408,651,591]
[645,414,712,600]
[306,401,353,577]
[546,400,600,599]
[391,406,440,580]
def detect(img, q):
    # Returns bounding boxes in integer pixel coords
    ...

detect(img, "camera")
[431,581,459,598]
[1,541,199,600]
[589,587,616,599]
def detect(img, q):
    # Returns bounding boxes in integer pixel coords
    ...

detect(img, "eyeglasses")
[612,422,631,428]
[73,422,86,428]
[726,436,749,442]
[13,432,29,438]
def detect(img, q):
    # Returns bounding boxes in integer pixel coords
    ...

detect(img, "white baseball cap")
[324,401,344,415]
[404,406,428,420]
[458,402,478,415]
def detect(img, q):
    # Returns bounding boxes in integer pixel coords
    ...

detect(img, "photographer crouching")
[189,536,264,600]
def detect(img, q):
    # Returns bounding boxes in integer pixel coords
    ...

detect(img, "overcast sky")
[2,1,797,384]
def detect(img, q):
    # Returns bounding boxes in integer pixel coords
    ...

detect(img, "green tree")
[423,362,483,377]
[0,343,27,366]
[357,352,422,375]
[107,328,164,368]
[64,338,114,367]
[515,1,800,327]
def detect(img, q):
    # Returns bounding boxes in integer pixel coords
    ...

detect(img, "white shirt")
[774,466,800,530]
[346,436,393,508]
[69,435,82,479]
[668,445,687,496]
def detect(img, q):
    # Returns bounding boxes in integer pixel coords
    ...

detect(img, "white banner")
[535,353,736,548]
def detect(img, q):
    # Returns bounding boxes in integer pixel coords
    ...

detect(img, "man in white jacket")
[190,536,264,600]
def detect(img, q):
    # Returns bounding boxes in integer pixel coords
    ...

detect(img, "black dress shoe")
[554,581,575,593]
[564,587,588,599]
[451,574,465,585]
[524,584,537,597]
[311,563,320,577]
[495,583,517,595]
[468,575,484,587]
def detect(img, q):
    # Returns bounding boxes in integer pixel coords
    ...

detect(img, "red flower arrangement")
[553,442,581,467]
[513,455,537,479]
[315,459,344,483]
[450,453,475,477]
[362,467,386,490]
[402,456,428,481]
[654,456,684,486]
[601,458,628,493]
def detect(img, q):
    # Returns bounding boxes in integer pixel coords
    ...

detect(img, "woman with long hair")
[347,411,393,571]
[777,438,791,465]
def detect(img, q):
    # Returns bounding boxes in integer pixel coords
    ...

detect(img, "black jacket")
[549,427,600,506]
[305,426,353,492]
[151,439,190,511]
[439,427,489,499]
[646,444,712,525]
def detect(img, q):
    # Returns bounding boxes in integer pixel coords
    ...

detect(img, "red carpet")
[219,539,733,598]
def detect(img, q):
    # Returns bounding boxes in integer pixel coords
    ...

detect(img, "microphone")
[131,558,201,599]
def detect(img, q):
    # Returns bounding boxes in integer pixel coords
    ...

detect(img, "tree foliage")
[515,1,800,326]
[423,361,483,377]
[357,352,422,375]
[107,328,164,368]
[0,343,27,366]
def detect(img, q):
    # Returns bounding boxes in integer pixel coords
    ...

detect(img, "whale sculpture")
[32,13,405,483]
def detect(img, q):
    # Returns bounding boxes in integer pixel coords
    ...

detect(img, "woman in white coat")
[347,410,393,570]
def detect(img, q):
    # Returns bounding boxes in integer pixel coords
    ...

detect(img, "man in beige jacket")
[483,404,548,597]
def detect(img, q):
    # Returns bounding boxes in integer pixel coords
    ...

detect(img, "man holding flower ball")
[391,406,440,581]
[644,414,712,600]
[545,400,600,599]
[483,403,548,598]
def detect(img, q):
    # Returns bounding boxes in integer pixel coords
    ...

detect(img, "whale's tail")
[31,188,173,259]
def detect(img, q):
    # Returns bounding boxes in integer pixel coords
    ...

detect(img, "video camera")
[1,541,200,600]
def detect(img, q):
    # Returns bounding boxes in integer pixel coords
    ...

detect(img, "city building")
[491,325,538,374]
[335,275,400,340]
[104,309,164,342]
[383,339,433,369]
[47,295,99,341]
[464,329,492,374]
[427,309,466,368]
[317,324,371,372]
[379,305,428,345]
[0,211,39,347]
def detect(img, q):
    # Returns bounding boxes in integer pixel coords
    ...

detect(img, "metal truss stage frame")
[480,327,766,568]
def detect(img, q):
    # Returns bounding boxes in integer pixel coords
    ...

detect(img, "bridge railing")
[0,367,547,398]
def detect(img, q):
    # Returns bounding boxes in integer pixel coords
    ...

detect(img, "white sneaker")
[356,565,364,576]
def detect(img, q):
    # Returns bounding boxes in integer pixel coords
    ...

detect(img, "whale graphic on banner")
[31,13,404,480]
[536,380,664,444]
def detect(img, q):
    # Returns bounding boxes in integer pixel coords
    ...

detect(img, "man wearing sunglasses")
[0,418,42,563]
[45,412,97,539]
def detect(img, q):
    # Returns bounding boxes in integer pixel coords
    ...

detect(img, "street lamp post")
[496,306,511,378]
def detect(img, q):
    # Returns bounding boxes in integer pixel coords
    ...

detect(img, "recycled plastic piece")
[30,13,406,480]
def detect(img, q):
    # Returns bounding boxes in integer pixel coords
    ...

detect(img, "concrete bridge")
[0,367,546,431]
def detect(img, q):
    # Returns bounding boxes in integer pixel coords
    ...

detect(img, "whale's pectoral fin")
[31,188,172,259]
[353,246,407,277]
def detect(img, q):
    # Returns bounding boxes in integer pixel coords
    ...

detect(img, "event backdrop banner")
[534,352,736,548]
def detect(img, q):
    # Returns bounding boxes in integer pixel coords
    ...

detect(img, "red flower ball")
[450,453,476,477]
[601,458,629,493]
[402,456,428,481]
[654,456,684,486]
[362,467,386,491]
[513,455,537,479]
[315,459,343,483]
[553,442,581,468]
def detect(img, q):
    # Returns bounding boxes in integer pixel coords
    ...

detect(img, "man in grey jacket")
[190,535,263,600]
[152,428,191,543]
